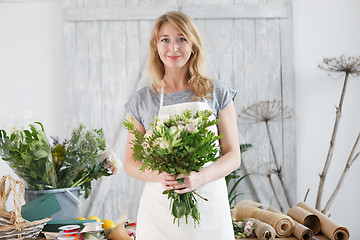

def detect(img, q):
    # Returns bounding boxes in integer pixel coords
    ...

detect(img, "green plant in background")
[0,122,121,199]
[226,143,252,208]
[0,122,57,190]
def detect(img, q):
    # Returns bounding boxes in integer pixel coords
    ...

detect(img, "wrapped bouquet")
[124,109,222,226]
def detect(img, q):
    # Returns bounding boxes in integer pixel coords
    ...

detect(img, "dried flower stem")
[265,121,292,208]
[322,133,360,213]
[315,72,350,210]
[267,173,284,212]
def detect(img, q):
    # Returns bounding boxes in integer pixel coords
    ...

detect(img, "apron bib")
[135,85,235,240]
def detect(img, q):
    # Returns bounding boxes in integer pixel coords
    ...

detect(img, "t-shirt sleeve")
[124,93,143,127]
[213,81,237,116]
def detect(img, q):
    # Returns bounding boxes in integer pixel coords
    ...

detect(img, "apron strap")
[160,81,164,110]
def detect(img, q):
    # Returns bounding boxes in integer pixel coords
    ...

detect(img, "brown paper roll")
[296,202,349,240]
[234,206,294,237]
[267,207,314,240]
[315,234,331,240]
[247,218,276,240]
[288,205,321,234]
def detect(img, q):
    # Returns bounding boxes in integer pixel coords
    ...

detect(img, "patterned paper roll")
[247,218,276,240]
[234,206,294,237]
[296,202,349,240]
[268,207,314,240]
[287,206,321,234]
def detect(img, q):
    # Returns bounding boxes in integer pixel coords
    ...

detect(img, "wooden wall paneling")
[239,18,271,207]
[63,20,77,136]
[88,21,103,129]
[279,16,296,207]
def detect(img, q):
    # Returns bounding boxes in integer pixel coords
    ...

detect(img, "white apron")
[135,86,235,240]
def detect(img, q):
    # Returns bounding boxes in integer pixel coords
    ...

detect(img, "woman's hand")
[159,171,204,194]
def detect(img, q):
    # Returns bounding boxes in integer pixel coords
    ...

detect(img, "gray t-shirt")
[125,81,237,131]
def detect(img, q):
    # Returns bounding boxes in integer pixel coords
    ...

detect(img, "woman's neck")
[161,67,190,93]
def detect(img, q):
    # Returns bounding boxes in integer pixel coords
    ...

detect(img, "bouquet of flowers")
[124,109,222,226]
[233,219,255,238]
[0,122,121,199]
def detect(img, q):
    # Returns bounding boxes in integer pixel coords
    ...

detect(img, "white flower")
[159,138,170,149]
[158,114,170,123]
[170,126,178,136]
[103,149,122,174]
[235,221,244,228]
[185,123,198,133]
[155,119,165,132]
[178,125,185,132]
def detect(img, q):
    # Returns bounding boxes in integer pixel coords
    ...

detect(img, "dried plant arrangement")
[315,55,360,213]
[239,100,294,211]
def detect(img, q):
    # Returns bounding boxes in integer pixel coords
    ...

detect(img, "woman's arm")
[165,100,241,193]
[124,116,164,182]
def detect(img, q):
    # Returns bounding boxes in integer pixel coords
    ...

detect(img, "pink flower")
[244,224,254,237]
[142,141,150,149]
[177,121,185,125]
[245,220,253,227]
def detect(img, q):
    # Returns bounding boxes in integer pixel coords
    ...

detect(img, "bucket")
[25,187,82,220]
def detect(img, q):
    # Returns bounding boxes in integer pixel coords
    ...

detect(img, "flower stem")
[193,191,208,201]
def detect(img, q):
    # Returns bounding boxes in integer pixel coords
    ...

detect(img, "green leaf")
[34,150,48,158]
[30,171,38,179]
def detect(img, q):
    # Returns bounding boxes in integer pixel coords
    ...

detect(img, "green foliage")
[0,123,115,199]
[0,122,57,190]
[124,109,222,226]
[226,143,253,207]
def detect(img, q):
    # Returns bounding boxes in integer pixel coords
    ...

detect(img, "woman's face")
[156,22,193,70]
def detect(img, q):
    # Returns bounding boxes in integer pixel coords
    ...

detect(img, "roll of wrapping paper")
[268,207,313,240]
[296,202,349,240]
[247,218,276,240]
[287,205,321,234]
[234,206,294,237]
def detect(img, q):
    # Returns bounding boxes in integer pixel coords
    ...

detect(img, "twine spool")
[58,225,84,240]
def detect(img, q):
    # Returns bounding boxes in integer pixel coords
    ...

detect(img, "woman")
[124,11,241,239]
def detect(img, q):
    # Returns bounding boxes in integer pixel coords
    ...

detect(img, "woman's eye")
[161,38,169,42]
[178,38,187,42]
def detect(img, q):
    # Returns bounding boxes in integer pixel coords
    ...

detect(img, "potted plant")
[0,122,121,219]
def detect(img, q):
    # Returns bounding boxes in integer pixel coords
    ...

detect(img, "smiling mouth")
[167,55,181,60]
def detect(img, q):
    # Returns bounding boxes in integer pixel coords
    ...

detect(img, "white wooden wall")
[62,0,295,220]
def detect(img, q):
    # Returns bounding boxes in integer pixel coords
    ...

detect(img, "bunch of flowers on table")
[124,109,222,226]
[233,219,255,238]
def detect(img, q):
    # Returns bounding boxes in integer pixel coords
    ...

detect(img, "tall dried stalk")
[240,100,294,209]
[267,173,284,212]
[322,133,360,213]
[315,56,360,210]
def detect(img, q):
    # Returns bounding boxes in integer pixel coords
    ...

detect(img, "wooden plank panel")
[63,20,77,136]
[183,4,291,19]
[64,5,177,21]
[279,16,296,207]
[87,21,103,129]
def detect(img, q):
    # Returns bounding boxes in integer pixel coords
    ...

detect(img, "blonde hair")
[147,11,213,99]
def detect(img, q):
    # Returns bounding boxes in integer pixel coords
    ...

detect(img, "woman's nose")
[170,41,179,52]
